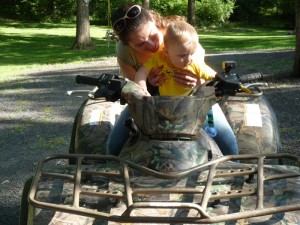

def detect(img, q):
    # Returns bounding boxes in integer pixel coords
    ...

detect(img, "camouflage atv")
[70,62,280,161]
[20,62,300,224]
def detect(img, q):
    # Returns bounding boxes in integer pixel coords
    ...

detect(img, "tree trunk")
[72,0,94,50]
[187,0,196,26]
[142,0,150,9]
[293,0,300,77]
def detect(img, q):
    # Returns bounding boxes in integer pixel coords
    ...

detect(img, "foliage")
[90,0,130,25]
[0,0,296,27]
[150,0,187,17]
[0,0,17,18]
[231,0,295,28]
[196,0,236,26]
[16,0,76,22]
[278,0,296,28]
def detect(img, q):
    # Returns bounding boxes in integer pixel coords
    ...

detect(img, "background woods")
[0,0,295,27]
[0,0,298,77]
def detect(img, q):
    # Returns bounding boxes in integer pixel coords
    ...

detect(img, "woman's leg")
[203,103,239,155]
[106,106,131,156]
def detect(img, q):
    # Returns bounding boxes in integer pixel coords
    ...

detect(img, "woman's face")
[127,21,162,54]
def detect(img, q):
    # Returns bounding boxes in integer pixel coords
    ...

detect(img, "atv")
[20,62,300,225]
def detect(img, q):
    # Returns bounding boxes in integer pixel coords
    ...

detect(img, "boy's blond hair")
[164,21,198,50]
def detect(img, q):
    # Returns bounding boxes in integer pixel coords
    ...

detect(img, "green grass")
[0,20,116,80]
[37,136,69,151]
[198,23,295,51]
[0,20,295,80]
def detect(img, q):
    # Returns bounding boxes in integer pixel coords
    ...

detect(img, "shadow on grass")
[0,21,75,29]
[201,35,295,51]
[0,32,115,67]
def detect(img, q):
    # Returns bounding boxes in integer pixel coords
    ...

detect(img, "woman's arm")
[117,57,137,81]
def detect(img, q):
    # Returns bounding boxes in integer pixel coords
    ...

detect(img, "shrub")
[196,0,236,26]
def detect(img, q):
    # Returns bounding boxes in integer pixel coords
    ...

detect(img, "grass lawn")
[0,20,296,81]
[0,20,116,81]
[198,24,295,51]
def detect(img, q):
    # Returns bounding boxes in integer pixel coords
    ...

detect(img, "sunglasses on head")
[113,5,142,33]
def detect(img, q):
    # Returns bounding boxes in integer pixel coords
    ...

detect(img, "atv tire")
[19,176,33,225]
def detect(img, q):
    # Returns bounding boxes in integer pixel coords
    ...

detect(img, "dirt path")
[0,50,299,225]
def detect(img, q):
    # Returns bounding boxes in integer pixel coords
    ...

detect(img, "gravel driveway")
[1,50,299,225]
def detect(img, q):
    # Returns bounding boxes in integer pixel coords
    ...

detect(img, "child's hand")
[148,66,164,87]
[174,71,197,88]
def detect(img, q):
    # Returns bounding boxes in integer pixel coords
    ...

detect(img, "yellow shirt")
[144,48,215,96]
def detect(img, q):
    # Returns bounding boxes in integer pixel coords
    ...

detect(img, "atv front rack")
[28,153,300,224]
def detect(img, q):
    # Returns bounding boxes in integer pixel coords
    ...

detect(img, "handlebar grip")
[240,73,263,83]
[76,75,98,86]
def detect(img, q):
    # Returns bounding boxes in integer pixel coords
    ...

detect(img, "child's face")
[165,41,196,69]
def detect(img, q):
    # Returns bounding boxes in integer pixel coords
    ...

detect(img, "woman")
[111,4,214,87]
[107,3,238,157]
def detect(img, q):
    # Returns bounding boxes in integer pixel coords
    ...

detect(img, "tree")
[72,0,94,50]
[187,0,196,26]
[293,0,300,77]
[142,0,150,9]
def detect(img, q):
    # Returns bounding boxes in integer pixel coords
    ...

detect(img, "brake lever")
[66,90,92,96]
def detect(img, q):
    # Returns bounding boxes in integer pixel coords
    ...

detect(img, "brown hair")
[164,20,198,50]
[111,4,185,44]
[149,10,185,30]
[111,4,152,44]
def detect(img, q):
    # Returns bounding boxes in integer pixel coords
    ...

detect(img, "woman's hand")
[174,71,202,88]
[147,66,164,86]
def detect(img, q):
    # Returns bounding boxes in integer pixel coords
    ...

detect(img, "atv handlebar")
[211,72,266,97]
[76,74,127,101]
[75,67,266,100]
[76,75,99,86]
[240,72,263,83]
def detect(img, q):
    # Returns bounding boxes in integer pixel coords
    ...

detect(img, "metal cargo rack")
[28,153,300,224]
